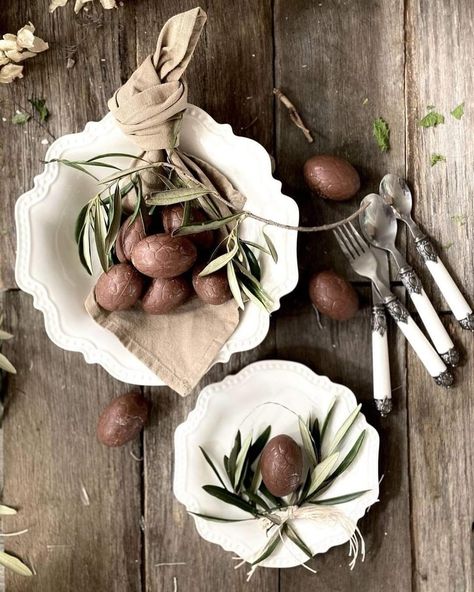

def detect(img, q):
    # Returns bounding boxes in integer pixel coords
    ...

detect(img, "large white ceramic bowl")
[174,360,380,568]
[15,106,299,385]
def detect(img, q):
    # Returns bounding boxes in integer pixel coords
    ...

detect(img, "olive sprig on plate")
[49,153,276,312]
[196,401,369,570]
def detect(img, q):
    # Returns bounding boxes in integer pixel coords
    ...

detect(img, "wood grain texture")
[407,314,473,592]
[276,289,412,591]
[405,0,474,312]
[1,291,142,592]
[0,2,131,289]
[273,0,406,284]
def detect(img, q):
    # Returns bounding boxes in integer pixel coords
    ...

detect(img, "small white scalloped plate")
[15,106,299,385]
[174,360,380,568]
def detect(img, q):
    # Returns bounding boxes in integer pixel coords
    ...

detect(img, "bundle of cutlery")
[333,174,472,416]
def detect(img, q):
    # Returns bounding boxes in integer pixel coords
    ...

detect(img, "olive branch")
[196,401,370,573]
[49,153,367,312]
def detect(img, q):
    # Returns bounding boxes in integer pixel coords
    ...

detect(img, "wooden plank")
[143,336,279,591]
[1,290,143,591]
[136,2,277,590]
[405,0,474,312]
[276,289,412,590]
[0,2,129,290]
[273,0,407,282]
[407,314,473,592]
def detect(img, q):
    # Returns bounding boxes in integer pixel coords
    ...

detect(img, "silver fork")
[333,222,454,388]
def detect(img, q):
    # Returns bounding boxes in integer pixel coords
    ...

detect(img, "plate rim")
[14,106,300,385]
[173,359,380,568]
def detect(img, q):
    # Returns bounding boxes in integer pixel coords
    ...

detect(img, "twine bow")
[235,503,366,581]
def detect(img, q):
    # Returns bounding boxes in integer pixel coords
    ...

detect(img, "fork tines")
[333,222,369,260]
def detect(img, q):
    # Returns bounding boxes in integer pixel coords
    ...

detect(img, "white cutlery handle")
[371,305,392,415]
[384,298,454,387]
[415,237,474,330]
[399,268,459,366]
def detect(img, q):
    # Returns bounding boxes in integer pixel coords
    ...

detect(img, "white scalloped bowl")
[174,360,380,568]
[15,106,299,385]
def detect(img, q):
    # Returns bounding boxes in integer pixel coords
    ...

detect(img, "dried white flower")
[0,63,24,84]
[0,23,48,84]
[49,0,118,12]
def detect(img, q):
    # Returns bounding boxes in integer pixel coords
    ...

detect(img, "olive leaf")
[249,464,262,493]
[250,526,282,566]
[327,404,362,455]
[262,228,278,263]
[227,262,245,310]
[311,417,321,462]
[245,490,270,511]
[190,512,252,523]
[75,203,90,244]
[199,447,228,489]
[227,431,241,487]
[284,522,313,559]
[202,485,257,516]
[259,483,282,509]
[129,176,143,226]
[0,551,32,577]
[77,222,93,276]
[234,434,253,490]
[105,184,122,253]
[146,186,211,206]
[306,452,339,498]
[173,213,244,236]
[299,418,317,467]
[247,426,271,467]
[199,239,239,276]
[320,398,336,443]
[93,200,109,273]
[0,353,16,374]
[240,242,261,281]
[309,489,370,506]
[242,240,271,256]
[328,430,367,481]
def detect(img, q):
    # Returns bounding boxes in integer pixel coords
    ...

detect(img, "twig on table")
[79,481,90,506]
[173,576,178,592]
[155,562,187,568]
[273,88,314,143]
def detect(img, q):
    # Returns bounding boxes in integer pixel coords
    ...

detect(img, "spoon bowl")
[379,174,413,218]
[359,193,398,252]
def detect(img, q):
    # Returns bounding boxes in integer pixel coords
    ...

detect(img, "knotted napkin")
[85,7,242,395]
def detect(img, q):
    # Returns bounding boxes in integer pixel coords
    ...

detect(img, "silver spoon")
[360,193,459,366]
[380,174,474,331]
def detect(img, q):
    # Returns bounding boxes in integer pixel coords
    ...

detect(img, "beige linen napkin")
[85,8,242,395]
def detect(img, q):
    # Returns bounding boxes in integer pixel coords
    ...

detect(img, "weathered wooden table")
[1,1,473,591]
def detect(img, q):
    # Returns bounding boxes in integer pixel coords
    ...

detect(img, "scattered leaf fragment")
[441,241,454,250]
[372,117,390,152]
[29,98,49,123]
[11,112,31,125]
[430,153,446,167]
[0,504,17,515]
[450,102,464,120]
[419,108,445,128]
[451,214,466,227]
[362,97,369,106]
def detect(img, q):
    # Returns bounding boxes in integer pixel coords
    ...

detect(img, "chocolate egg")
[309,269,359,320]
[95,263,144,312]
[142,276,192,314]
[303,154,360,201]
[260,435,303,497]
[131,233,197,279]
[192,263,232,305]
[116,215,148,262]
[162,205,214,250]
[97,392,150,447]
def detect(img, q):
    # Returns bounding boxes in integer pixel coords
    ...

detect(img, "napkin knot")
[108,7,206,153]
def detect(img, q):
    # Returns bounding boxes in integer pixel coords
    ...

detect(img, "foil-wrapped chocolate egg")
[260,435,303,497]
[162,205,214,250]
[97,392,150,447]
[95,263,144,311]
[309,269,359,321]
[303,154,360,201]
[141,276,192,314]
[192,263,232,305]
[115,215,148,262]
[131,233,197,279]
